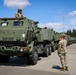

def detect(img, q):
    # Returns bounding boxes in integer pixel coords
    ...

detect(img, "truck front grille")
[3,37,14,41]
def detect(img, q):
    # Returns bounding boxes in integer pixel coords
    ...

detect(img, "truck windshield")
[13,21,23,26]
[0,22,8,26]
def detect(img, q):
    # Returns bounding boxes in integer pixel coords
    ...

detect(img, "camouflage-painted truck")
[0,17,58,65]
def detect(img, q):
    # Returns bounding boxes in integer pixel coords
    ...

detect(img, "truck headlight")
[22,34,25,38]
[20,48,27,52]
[20,48,23,52]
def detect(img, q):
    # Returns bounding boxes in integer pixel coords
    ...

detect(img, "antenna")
[63,16,65,32]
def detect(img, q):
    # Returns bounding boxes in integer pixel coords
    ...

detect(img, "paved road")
[0,44,76,75]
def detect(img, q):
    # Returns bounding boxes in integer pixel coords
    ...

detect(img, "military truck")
[53,32,60,50]
[0,18,57,65]
[69,37,76,44]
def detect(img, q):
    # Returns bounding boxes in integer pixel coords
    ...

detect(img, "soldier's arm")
[15,13,19,18]
[21,14,24,18]
[59,41,62,48]
[57,41,62,55]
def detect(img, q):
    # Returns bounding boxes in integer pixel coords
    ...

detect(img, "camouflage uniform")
[58,34,68,71]
[15,8,24,18]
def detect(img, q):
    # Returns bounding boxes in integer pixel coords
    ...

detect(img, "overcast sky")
[0,0,76,32]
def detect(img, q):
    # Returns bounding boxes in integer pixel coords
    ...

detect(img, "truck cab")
[0,18,39,65]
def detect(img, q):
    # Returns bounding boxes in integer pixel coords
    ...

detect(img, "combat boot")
[65,66,69,71]
[60,67,65,71]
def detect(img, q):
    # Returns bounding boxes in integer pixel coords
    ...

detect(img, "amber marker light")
[23,48,26,51]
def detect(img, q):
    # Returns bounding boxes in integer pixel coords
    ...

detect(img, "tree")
[66,29,76,38]
[67,30,72,36]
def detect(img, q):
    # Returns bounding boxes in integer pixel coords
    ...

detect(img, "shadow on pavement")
[0,56,42,67]
[0,57,30,67]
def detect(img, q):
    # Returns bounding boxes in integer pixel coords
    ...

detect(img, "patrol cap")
[60,33,66,38]
[18,8,22,11]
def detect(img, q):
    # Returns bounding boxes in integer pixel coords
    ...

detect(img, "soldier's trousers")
[59,52,68,68]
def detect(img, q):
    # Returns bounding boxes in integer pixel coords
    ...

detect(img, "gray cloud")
[38,22,63,30]
[68,11,76,16]
[70,18,76,25]
[4,0,31,8]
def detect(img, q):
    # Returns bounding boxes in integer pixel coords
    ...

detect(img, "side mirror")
[36,31,40,33]
[34,30,40,33]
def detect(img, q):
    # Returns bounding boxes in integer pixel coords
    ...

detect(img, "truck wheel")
[29,46,38,65]
[51,45,56,52]
[48,44,52,55]
[0,55,10,63]
[55,43,58,50]
[43,45,49,57]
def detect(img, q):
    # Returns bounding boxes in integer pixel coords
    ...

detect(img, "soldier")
[15,8,24,18]
[57,34,68,71]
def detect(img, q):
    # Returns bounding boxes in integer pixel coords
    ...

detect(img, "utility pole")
[63,16,65,32]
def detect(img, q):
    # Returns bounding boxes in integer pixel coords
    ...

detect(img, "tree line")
[66,29,76,38]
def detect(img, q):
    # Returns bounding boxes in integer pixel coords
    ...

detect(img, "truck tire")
[29,46,38,65]
[43,45,49,57]
[51,45,56,52]
[48,44,52,55]
[55,43,58,50]
[0,55,10,63]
